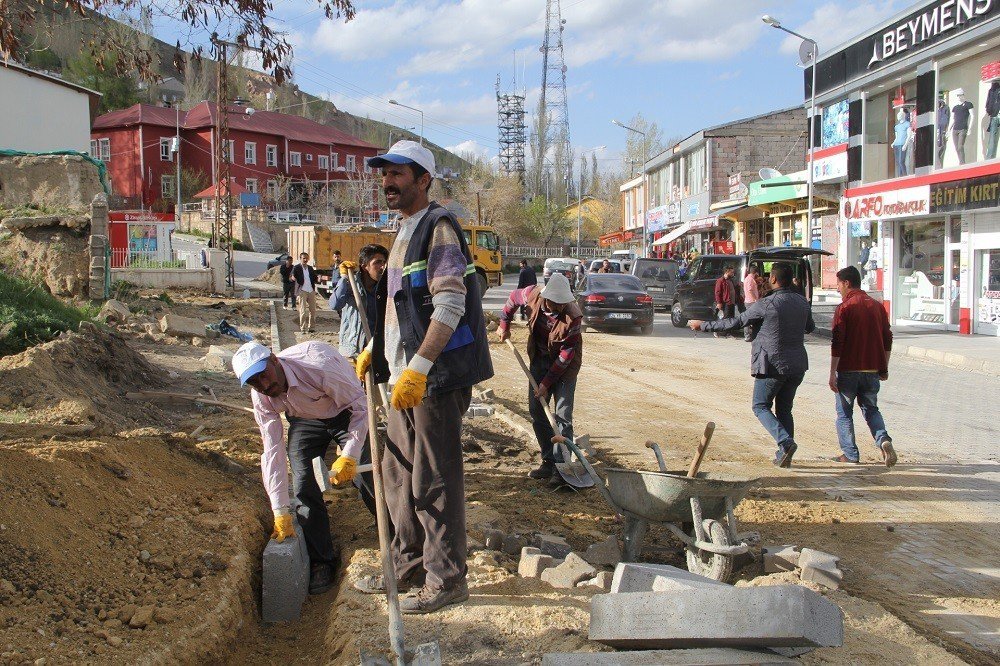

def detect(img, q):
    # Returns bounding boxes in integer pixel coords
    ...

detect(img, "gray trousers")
[384,386,472,590]
[529,355,576,463]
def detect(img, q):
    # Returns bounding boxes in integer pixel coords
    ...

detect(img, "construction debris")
[798,548,843,590]
[517,547,556,579]
[762,545,800,574]
[160,314,212,339]
[582,536,621,567]
[540,553,597,589]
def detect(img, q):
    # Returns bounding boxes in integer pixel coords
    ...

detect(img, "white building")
[0,61,100,153]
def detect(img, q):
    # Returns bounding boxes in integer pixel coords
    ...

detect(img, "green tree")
[524,197,571,248]
[64,52,139,113]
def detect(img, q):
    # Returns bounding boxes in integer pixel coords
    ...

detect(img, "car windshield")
[549,261,575,272]
[588,275,644,291]
[476,230,498,251]
[634,260,675,281]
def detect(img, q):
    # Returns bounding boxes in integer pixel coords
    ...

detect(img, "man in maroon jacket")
[829,266,896,467]
[713,264,743,338]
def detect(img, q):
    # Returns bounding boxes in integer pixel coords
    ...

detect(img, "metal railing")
[501,245,608,260]
[111,248,201,269]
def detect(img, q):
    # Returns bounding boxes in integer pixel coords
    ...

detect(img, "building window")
[346,154,356,171]
[684,147,706,196]
[99,138,111,162]
[318,155,329,170]
[89,139,99,159]
[245,142,257,165]
[290,151,302,167]
[267,179,278,200]
[331,153,339,170]
[245,178,258,194]
[305,153,313,162]
[160,138,172,161]
[161,175,175,198]
[222,140,235,163]
[266,144,278,167]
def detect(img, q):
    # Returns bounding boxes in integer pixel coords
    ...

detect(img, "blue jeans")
[752,374,804,455]
[835,372,891,461]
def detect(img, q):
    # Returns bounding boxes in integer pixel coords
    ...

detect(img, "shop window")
[821,99,849,148]
[846,220,881,291]
[938,51,1000,169]
[896,219,946,324]
[977,250,1000,335]
[864,80,917,183]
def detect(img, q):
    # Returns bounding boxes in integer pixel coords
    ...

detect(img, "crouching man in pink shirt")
[232,340,368,594]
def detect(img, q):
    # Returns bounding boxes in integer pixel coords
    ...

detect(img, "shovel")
[504,339,594,488]
[340,267,441,666]
[687,422,715,478]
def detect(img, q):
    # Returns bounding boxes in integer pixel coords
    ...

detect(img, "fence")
[501,245,607,260]
[111,247,201,269]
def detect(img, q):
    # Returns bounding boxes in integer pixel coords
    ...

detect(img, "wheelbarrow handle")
[645,441,668,473]
[554,435,619,510]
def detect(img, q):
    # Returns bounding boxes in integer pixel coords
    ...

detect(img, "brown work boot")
[353,570,424,595]
[880,439,897,468]
[529,460,555,479]
[400,581,469,614]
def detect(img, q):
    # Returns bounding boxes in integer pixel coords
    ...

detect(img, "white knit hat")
[540,273,575,304]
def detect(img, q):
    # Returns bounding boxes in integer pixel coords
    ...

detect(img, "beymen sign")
[841,186,931,222]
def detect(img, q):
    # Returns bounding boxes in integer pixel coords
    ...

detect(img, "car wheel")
[670,301,687,328]
[640,324,653,335]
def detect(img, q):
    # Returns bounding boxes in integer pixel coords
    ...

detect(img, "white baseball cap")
[540,272,575,304]
[232,341,271,386]
[366,140,436,177]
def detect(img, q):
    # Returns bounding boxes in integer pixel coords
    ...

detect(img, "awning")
[748,170,808,206]
[712,202,749,218]
[652,222,690,246]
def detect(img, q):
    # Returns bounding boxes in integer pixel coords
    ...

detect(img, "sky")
[148,0,910,168]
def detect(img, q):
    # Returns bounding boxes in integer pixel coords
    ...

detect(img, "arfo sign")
[841,186,930,221]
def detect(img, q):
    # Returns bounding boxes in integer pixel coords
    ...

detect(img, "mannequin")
[905,106,917,174]
[950,88,974,164]
[937,95,950,165]
[892,109,911,177]
[985,80,1000,160]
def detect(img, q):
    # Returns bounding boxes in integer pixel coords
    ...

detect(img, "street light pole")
[389,100,424,146]
[763,15,819,247]
[576,145,605,255]
[613,120,648,258]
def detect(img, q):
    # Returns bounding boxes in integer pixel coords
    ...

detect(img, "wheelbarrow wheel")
[685,519,734,583]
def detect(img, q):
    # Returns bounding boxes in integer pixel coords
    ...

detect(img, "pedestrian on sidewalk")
[829,266,896,467]
[713,264,743,338]
[688,264,815,467]
[516,259,537,321]
[292,252,318,334]
[354,141,494,614]
[232,340,369,595]
[279,255,296,310]
[497,272,583,484]
[742,264,761,341]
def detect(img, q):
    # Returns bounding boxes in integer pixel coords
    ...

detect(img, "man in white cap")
[232,340,368,594]
[497,272,583,484]
[354,140,494,613]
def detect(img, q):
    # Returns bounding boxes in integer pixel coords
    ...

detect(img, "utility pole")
[174,97,181,227]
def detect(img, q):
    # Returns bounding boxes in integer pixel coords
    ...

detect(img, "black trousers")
[282,281,296,307]
[286,410,351,565]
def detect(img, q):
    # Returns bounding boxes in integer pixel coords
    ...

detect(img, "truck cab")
[461,225,503,295]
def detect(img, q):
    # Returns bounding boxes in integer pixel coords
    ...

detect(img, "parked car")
[577,273,655,334]
[543,257,581,284]
[670,247,832,328]
[611,249,636,272]
[587,258,624,273]
[630,258,680,311]
[267,252,291,268]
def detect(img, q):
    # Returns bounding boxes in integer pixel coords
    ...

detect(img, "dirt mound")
[0,223,90,297]
[0,323,165,433]
[0,432,266,664]
[255,266,284,286]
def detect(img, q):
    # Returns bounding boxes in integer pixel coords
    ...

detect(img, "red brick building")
[90,101,378,212]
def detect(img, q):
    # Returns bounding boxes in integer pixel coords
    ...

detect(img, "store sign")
[667,202,680,224]
[841,186,930,222]
[109,211,175,222]
[689,215,720,231]
[866,0,998,69]
[687,201,700,217]
[811,150,848,183]
[930,174,1000,213]
[728,173,748,199]
[646,205,671,233]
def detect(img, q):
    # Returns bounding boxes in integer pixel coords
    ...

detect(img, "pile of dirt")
[0,432,266,664]
[0,223,90,297]
[255,266,284,287]
[0,323,165,433]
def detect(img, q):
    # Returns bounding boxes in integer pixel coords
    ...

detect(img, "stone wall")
[0,154,104,211]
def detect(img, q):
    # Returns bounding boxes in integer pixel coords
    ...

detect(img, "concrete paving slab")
[261,517,310,623]
[541,647,795,665]
[610,562,727,594]
[542,552,597,589]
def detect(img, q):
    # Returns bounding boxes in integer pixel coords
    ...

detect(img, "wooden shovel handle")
[687,422,715,478]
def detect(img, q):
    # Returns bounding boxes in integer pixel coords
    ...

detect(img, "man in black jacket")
[516,259,537,320]
[291,252,318,334]
[279,255,296,310]
[688,264,814,468]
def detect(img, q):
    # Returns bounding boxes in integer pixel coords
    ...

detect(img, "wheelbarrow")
[556,434,758,584]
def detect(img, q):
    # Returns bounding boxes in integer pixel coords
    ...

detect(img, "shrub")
[0,273,97,357]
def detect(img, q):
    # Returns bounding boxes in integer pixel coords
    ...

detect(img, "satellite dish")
[798,41,816,67]
[759,168,783,180]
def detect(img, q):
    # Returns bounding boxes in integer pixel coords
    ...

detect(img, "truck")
[287,223,502,298]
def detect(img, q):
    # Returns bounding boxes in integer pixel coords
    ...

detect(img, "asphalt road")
[173,233,280,282]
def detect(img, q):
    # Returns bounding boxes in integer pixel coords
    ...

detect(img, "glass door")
[976,250,1000,336]
[894,218,946,326]
[945,217,962,331]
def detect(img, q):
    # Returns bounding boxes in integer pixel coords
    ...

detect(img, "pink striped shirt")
[250,341,368,510]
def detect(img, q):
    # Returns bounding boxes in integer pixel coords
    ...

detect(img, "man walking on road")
[497,272,583,484]
[279,255,296,310]
[232,340,368,594]
[354,140,494,614]
[829,266,896,467]
[292,252,318,334]
[516,259,537,320]
[688,264,814,467]
[714,264,743,338]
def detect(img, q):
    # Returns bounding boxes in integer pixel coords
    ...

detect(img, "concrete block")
[466,404,495,418]
[589,586,844,649]
[478,388,495,402]
[518,547,555,578]
[160,314,208,338]
[261,518,310,623]
[762,545,800,573]
[542,648,795,665]
[202,345,234,372]
[610,562,726,594]
[483,528,504,551]
[577,571,613,591]
[98,299,131,324]
[541,552,596,589]
[501,533,528,555]
[582,536,621,567]
[536,534,572,559]
[798,548,843,590]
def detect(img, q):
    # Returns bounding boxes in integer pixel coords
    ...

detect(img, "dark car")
[543,258,581,285]
[630,258,680,311]
[577,273,655,334]
[670,247,832,327]
[267,252,291,269]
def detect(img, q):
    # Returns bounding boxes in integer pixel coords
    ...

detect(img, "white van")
[610,250,636,272]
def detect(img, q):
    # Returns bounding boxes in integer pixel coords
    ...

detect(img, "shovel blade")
[358,650,391,666]
[358,642,441,666]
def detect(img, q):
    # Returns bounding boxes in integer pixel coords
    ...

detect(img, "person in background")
[597,259,614,273]
[516,259,537,321]
[829,266,896,468]
[280,255,296,310]
[713,264,743,338]
[292,252,318,334]
[742,264,761,342]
